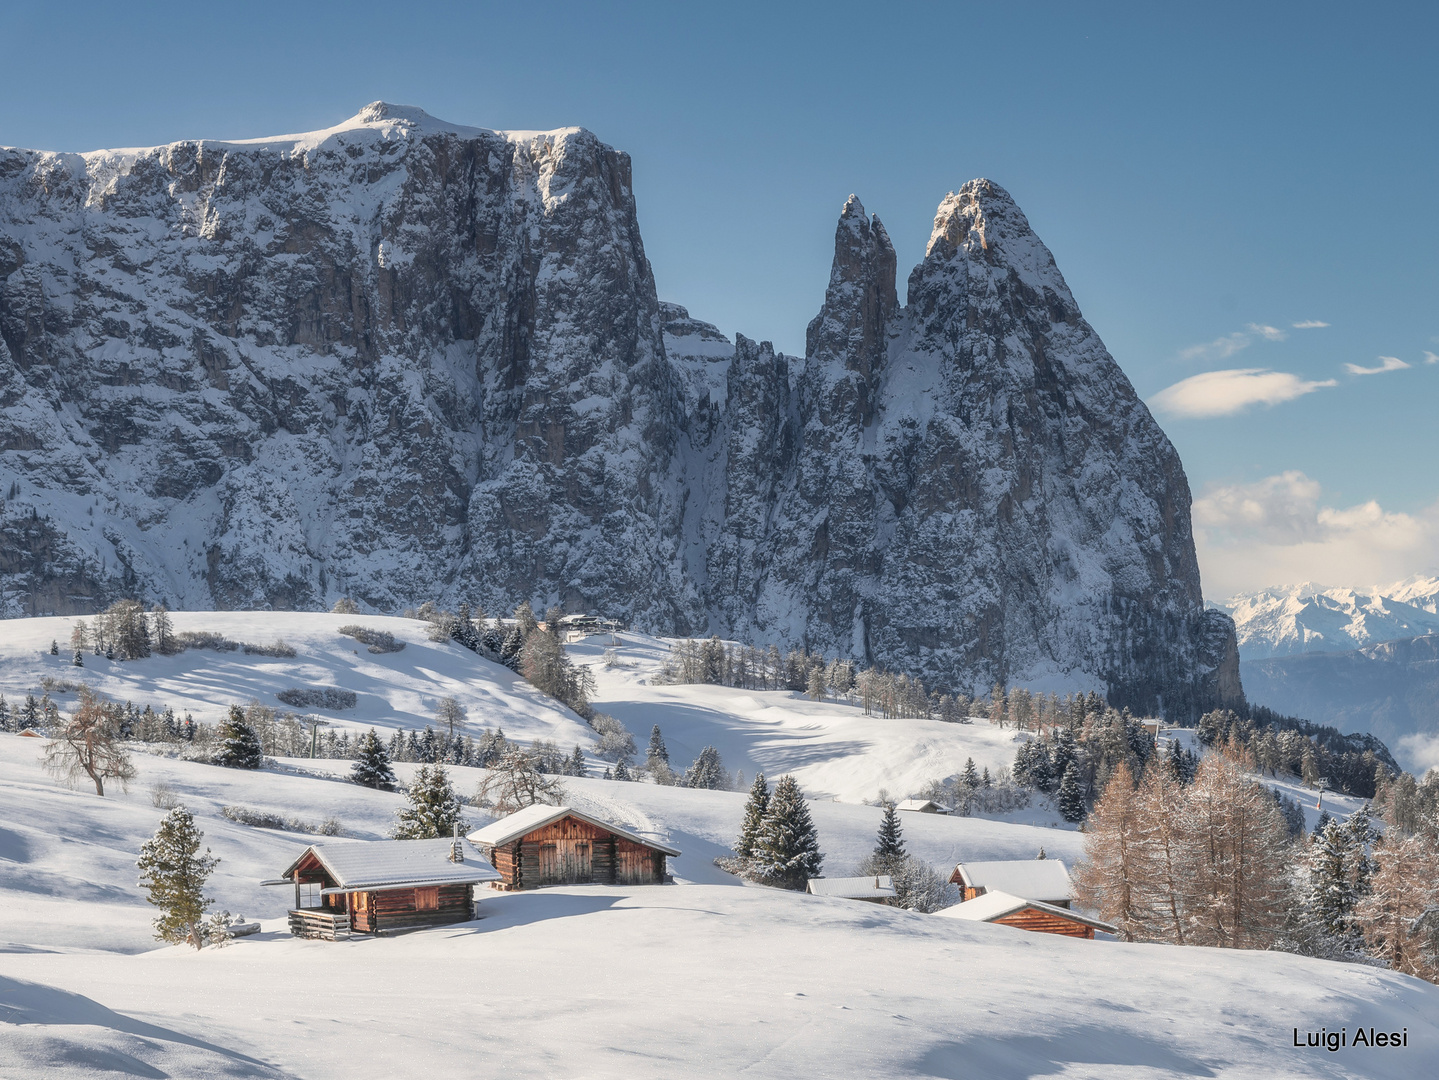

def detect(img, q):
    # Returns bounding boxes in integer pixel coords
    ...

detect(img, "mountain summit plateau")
[0,103,1241,718]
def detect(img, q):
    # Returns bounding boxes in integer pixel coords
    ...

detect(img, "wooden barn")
[949,859,1074,907]
[933,890,1115,939]
[468,805,680,890]
[264,835,501,939]
[895,798,952,814]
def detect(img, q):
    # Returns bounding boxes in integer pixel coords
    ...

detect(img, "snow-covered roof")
[467,805,681,856]
[277,838,501,891]
[953,860,1072,902]
[805,876,896,899]
[933,890,1115,934]
[895,799,952,814]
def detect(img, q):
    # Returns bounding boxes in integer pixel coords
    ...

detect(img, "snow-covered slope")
[0,105,1238,719]
[1223,577,1439,660]
[2,732,1435,1079]
[0,612,596,747]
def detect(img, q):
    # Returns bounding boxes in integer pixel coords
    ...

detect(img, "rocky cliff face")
[0,104,1240,718]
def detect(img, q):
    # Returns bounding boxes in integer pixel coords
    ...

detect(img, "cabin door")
[539,840,592,883]
[352,890,369,930]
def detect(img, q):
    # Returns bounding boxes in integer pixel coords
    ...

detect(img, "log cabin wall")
[362,885,473,932]
[993,907,1095,939]
[614,840,664,885]
[485,815,670,889]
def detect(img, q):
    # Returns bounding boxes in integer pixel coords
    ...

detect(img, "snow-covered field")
[3,613,1438,1078]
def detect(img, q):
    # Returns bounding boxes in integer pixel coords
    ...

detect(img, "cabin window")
[415,887,439,911]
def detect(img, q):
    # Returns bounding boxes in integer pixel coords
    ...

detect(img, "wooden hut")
[933,890,1115,939]
[949,859,1073,907]
[895,798,952,814]
[805,875,897,904]
[264,835,501,939]
[468,805,680,890]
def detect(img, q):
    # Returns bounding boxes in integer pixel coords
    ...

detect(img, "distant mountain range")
[1220,578,1439,773]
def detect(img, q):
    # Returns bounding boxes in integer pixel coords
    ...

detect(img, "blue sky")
[4,1,1436,596]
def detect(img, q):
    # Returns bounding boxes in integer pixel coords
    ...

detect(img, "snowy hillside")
[0,611,595,749]
[1223,577,1439,659]
[2,733,1435,1079]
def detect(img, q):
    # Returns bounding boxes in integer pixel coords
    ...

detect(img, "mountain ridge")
[0,105,1240,718]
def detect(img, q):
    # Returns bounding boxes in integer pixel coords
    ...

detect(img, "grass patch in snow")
[221,803,345,836]
[337,625,406,654]
[276,687,357,710]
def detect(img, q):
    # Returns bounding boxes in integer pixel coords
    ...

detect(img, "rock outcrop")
[0,104,1241,717]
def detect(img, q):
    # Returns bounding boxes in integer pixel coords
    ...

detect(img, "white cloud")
[1151,368,1337,418]
[1425,351,1438,365]
[1193,471,1439,597]
[1178,332,1251,363]
[1291,320,1329,329]
[1397,734,1439,778]
[1344,355,1410,376]
[1247,323,1288,342]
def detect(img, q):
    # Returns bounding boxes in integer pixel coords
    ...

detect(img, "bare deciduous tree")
[476,749,566,815]
[43,687,136,796]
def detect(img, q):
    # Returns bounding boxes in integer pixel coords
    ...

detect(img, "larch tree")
[394,764,467,839]
[350,728,397,790]
[752,775,823,889]
[1178,755,1292,950]
[1133,764,1188,944]
[475,749,565,814]
[1356,831,1439,983]
[435,696,469,740]
[43,687,136,797]
[136,807,219,949]
[734,772,770,863]
[1073,761,1144,940]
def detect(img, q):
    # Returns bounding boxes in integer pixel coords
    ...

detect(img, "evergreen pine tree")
[350,728,397,790]
[613,759,632,781]
[646,725,669,768]
[962,758,980,787]
[981,766,992,788]
[752,775,823,889]
[19,694,40,731]
[568,745,587,777]
[216,705,263,769]
[734,772,770,862]
[49,639,59,655]
[873,801,906,873]
[72,648,84,668]
[392,764,466,839]
[0,695,9,732]
[136,807,219,949]
[1300,816,1370,957]
[1312,809,1332,837]
[1058,761,1086,822]
[685,745,728,789]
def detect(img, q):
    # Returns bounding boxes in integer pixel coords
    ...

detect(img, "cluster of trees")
[1075,750,1439,983]
[1197,708,1390,799]
[68,599,170,661]
[852,802,960,913]
[635,726,739,789]
[913,758,1033,817]
[725,774,824,889]
[0,692,61,732]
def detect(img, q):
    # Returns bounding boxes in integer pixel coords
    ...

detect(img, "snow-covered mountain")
[0,104,1239,718]
[1222,577,1439,659]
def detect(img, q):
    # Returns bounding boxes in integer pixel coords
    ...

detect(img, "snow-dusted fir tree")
[1297,809,1376,958]
[752,775,823,889]
[72,648,84,667]
[734,773,770,863]
[393,764,467,839]
[136,806,219,949]
[613,759,632,781]
[350,728,397,790]
[19,694,40,731]
[647,725,669,768]
[873,801,906,873]
[43,687,135,796]
[685,745,728,790]
[49,639,59,655]
[1058,761,1086,822]
[215,705,262,769]
[962,758,980,788]
[568,745,587,777]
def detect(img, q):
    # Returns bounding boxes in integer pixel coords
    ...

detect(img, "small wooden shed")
[933,890,1115,939]
[805,875,897,904]
[895,798,952,814]
[265,836,501,939]
[949,859,1073,907]
[468,805,680,890]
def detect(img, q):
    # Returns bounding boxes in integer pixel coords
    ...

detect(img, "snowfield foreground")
[2,737,1437,1078]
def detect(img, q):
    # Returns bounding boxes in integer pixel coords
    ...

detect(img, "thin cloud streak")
[1292,320,1330,329]
[1425,351,1438,365]
[1179,332,1251,363]
[1345,355,1411,376]
[1247,323,1288,341]
[1151,368,1337,418]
